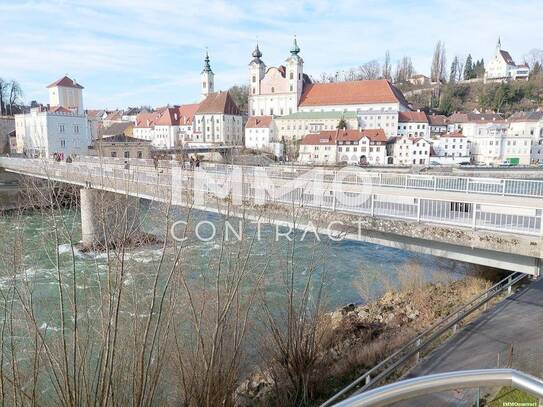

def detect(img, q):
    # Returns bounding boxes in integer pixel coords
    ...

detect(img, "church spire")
[252,41,263,63]
[497,37,501,50]
[202,49,213,73]
[290,35,300,56]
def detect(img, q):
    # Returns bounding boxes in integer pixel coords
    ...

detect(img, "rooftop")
[299,79,409,108]
[398,111,429,123]
[277,111,357,120]
[47,75,84,89]
[196,91,241,115]
[246,116,273,128]
[300,128,387,145]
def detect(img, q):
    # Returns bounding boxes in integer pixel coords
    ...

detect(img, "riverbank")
[237,270,502,406]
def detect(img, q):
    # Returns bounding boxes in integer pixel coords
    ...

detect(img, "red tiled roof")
[441,131,464,138]
[299,79,408,107]
[448,112,504,123]
[135,111,162,128]
[428,114,448,126]
[246,116,273,128]
[300,129,387,145]
[46,75,84,89]
[177,103,200,125]
[398,111,428,123]
[299,133,335,145]
[196,91,241,115]
[49,106,72,113]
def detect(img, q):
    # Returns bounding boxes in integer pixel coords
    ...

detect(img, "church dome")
[290,36,300,56]
[252,43,262,59]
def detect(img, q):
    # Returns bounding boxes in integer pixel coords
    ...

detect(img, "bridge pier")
[80,188,142,248]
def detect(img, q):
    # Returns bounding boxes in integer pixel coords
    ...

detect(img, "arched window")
[252,76,256,83]
[290,72,294,80]
[271,87,275,93]
[298,73,301,80]
[202,82,206,88]
[252,88,255,94]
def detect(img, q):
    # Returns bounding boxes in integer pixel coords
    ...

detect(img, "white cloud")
[0,0,541,108]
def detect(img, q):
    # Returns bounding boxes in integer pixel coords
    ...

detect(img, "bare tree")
[394,57,415,83]
[0,78,8,116]
[382,50,392,81]
[359,60,381,80]
[431,41,447,82]
[7,80,23,116]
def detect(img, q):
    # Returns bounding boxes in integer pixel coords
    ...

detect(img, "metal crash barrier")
[332,369,543,407]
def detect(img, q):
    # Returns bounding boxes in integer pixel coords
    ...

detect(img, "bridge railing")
[320,272,529,406]
[55,157,543,198]
[2,158,543,237]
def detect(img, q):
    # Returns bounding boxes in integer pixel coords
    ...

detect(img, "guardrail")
[1,158,543,236]
[320,272,528,406]
[333,369,543,407]
[72,157,543,198]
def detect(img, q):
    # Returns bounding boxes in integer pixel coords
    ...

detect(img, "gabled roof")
[398,111,428,123]
[448,112,504,123]
[196,91,241,115]
[440,131,465,138]
[177,103,200,125]
[98,134,150,144]
[135,111,162,128]
[49,106,72,113]
[86,109,106,119]
[47,75,84,89]
[428,114,448,126]
[299,79,409,108]
[246,116,273,128]
[299,133,335,145]
[277,111,358,120]
[99,122,133,138]
[508,111,543,122]
[300,129,387,145]
[499,50,515,65]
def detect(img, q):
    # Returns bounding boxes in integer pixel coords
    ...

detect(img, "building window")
[202,82,206,88]
[290,72,294,80]
[271,87,275,93]
[73,124,79,133]
[59,124,65,133]
[252,75,256,83]
[111,152,117,157]
[60,140,66,148]
[124,151,130,158]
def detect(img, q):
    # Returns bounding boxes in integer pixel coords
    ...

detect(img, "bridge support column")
[80,188,142,248]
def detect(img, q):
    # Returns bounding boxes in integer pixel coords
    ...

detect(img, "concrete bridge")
[1,156,542,276]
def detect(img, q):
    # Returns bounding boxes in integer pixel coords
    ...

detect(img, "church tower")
[201,50,214,100]
[285,36,304,103]
[249,42,266,97]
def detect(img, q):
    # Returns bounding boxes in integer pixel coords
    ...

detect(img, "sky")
[1,0,542,109]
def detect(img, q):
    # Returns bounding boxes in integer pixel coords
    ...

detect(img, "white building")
[397,111,430,138]
[485,38,530,82]
[132,104,198,149]
[387,136,432,166]
[244,116,275,149]
[428,114,448,136]
[275,111,358,142]
[431,132,471,164]
[297,79,410,138]
[193,91,243,145]
[298,129,387,165]
[15,106,90,157]
[508,111,543,163]
[47,76,84,114]
[336,129,388,165]
[15,76,91,157]
[248,38,306,117]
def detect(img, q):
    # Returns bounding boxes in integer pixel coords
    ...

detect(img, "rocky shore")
[237,274,495,406]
